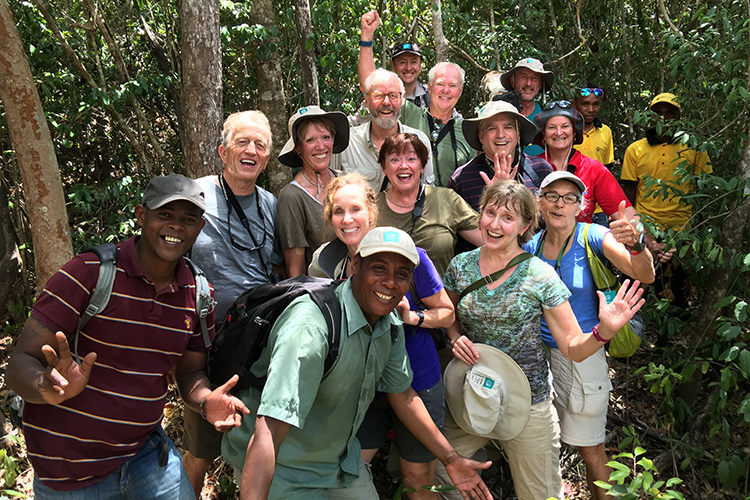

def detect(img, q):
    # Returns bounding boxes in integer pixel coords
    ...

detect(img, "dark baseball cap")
[141,174,206,212]
[391,42,422,60]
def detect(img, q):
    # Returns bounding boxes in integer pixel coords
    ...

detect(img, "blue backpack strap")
[184,256,215,349]
[74,243,118,362]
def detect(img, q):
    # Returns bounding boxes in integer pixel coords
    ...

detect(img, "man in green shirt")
[222,228,492,500]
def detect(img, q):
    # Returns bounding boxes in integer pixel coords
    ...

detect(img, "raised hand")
[360,10,380,41]
[609,200,639,247]
[597,280,645,339]
[204,374,251,432]
[38,331,97,405]
[479,153,518,185]
[444,455,493,500]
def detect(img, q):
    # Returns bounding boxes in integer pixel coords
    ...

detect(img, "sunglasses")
[578,88,604,98]
[543,100,573,110]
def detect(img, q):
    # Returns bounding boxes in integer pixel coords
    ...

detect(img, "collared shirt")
[622,129,712,229]
[575,121,615,167]
[192,176,283,319]
[400,101,473,187]
[538,150,632,223]
[407,81,430,108]
[450,153,553,211]
[24,236,216,491]
[330,121,434,192]
[222,279,412,496]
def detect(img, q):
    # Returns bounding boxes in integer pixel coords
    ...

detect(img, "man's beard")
[372,107,401,129]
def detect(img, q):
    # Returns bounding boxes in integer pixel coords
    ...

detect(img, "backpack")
[206,276,346,394]
[72,243,214,360]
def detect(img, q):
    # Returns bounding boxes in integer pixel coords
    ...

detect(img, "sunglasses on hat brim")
[543,100,573,110]
[578,88,604,98]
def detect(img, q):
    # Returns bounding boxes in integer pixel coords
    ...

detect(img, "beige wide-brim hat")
[462,100,540,151]
[500,57,555,91]
[444,344,531,441]
[278,106,350,168]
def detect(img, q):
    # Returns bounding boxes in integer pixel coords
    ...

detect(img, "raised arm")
[604,200,655,283]
[7,317,97,405]
[358,10,380,93]
[387,388,492,500]
[240,416,292,500]
[545,280,645,362]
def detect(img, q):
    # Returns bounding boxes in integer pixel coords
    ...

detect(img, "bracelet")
[415,310,425,328]
[199,396,208,420]
[629,249,643,256]
[359,40,373,47]
[591,324,609,343]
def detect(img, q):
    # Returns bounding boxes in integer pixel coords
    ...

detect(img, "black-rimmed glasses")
[541,192,580,205]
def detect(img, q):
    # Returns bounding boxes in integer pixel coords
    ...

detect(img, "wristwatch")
[415,310,425,327]
[626,233,647,253]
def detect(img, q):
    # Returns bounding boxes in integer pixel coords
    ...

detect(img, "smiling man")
[183,110,286,496]
[359,11,473,187]
[331,69,433,192]
[450,100,553,212]
[222,227,493,500]
[8,174,249,499]
[391,42,430,108]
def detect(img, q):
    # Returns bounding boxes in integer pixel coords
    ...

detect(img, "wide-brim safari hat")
[278,106,350,168]
[444,344,531,441]
[462,100,539,151]
[500,58,555,91]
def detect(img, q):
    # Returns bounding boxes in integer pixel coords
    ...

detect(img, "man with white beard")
[331,68,433,192]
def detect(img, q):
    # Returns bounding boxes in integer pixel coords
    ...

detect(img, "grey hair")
[221,110,273,151]
[428,62,465,87]
[364,68,406,95]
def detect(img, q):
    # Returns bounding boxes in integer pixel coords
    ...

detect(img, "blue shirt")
[524,223,609,347]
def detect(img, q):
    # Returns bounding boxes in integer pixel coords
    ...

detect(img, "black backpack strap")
[520,153,542,187]
[184,256,216,348]
[74,243,118,362]
[307,280,344,377]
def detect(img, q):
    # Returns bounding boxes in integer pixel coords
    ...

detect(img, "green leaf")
[714,295,736,309]
[734,301,747,322]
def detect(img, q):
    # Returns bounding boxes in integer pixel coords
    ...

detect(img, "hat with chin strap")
[462,100,539,151]
[278,106,350,168]
[500,58,555,92]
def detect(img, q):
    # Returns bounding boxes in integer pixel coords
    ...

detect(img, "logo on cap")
[299,108,309,115]
[383,231,400,243]
[483,377,495,389]
[403,43,411,49]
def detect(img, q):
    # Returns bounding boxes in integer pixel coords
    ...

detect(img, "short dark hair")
[378,133,430,169]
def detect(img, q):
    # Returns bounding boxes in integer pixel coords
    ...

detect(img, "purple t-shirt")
[404,247,443,391]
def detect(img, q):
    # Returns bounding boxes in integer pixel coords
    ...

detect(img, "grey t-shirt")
[191,176,284,320]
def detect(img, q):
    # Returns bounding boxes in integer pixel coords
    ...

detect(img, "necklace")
[301,169,327,198]
[386,189,417,209]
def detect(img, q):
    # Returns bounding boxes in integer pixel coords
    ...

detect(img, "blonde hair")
[479,181,538,244]
[322,173,378,226]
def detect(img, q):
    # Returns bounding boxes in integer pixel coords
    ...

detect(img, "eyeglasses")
[368,91,402,103]
[543,100,573,110]
[578,88,604,98]
[542,192,580,205]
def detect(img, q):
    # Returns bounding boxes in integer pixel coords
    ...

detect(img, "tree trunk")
[248,0,290,196]
[294,0,319,106]
[0,181,23,320]
[692,127,750,342]
[432,0,448,63]
[0,0,74,291]
[180,0,223,178]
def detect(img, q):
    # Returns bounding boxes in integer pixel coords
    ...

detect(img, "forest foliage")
[1,0,749,497]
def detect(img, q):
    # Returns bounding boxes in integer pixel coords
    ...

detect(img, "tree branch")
[446,39,489,73]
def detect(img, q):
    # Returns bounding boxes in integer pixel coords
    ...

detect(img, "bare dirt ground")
[0,331,736,499]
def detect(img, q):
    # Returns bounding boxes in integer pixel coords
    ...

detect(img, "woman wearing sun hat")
[276,106,350,277]
[534,100,637,225]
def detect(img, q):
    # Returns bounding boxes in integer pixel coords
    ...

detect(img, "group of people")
[8,8,712,500]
